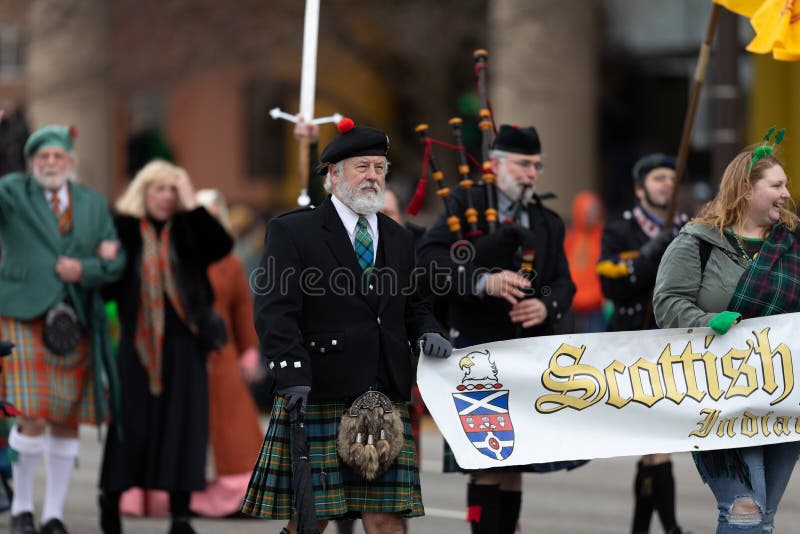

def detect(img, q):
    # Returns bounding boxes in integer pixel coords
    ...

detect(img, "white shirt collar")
[330,194,379,253]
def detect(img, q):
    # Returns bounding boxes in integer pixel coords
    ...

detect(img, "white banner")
[418,313,800,470]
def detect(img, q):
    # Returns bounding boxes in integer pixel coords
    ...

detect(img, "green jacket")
[0,173,126,320]
[653,222,749,330]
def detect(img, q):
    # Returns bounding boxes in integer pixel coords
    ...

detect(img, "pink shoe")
[191,473,252,517]
[119,487,144,517]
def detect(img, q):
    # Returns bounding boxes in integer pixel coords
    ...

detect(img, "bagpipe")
[408,49,537,272]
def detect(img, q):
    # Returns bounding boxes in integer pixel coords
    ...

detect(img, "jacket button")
[320,347,326,353]
[310,341,316,347]
[331,339,337,346]
[377,317,381,325]
[369,284,374,290]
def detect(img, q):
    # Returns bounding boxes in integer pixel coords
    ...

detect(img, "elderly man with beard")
[0,125,125,534]
[242,118,450,534]
[416,124,578,534]
[597,154,687,534]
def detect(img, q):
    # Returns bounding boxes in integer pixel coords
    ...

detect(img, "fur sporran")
[43,302,82,355]
[337,390,404,481]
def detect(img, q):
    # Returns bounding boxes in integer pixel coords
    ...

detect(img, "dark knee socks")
[498,490,522,534]
[632,461,655,533]
[652,462,679,532]
[467,483,501,534]
[632,461,679,534]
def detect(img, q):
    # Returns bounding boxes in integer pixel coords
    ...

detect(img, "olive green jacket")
[653,222,749,329]
[0,173,125,320]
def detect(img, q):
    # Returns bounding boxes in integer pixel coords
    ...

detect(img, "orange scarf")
[133,219,187,394]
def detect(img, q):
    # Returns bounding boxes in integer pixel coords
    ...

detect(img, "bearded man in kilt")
[0,125,125,534]
[242,118,451,533]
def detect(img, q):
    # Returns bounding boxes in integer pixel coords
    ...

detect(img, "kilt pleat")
[242,397,423,520]
[0,317,103,425]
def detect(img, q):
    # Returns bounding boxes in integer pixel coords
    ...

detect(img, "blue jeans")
[705,442,800,533]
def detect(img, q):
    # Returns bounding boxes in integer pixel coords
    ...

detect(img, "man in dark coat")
[416,124,576,534]
[597,153,686,534]
[0,125,125,534]
[242,118,451,533]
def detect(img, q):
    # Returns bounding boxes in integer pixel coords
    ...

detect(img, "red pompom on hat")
[337,117,355,133]
[69,125,78,138]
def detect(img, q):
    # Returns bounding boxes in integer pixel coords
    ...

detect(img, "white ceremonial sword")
[270,0,343,207]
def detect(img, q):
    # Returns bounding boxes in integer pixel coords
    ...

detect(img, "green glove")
[708,311,742,335]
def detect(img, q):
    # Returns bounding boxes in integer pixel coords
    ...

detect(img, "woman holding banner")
[654,134,800,533]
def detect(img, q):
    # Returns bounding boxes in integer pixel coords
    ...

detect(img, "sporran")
[336,390,404,481]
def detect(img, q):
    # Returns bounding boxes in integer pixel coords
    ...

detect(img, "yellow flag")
[715,0,800,61]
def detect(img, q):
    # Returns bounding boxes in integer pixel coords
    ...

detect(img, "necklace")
[730,230,760,262]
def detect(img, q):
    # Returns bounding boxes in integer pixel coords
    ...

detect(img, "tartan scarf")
[133,219,187,395]
[694,223,800,487]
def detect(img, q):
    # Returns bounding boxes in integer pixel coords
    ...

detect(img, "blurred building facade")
[0,0,798,219]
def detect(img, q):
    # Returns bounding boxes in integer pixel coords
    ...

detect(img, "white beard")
[336,180,385,215]
[33,168,75,191]
[496,165,535,205]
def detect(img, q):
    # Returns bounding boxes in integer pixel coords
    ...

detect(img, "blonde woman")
[98,161,232,534]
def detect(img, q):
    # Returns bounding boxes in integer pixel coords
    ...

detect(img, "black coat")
[253,196,442,402]
[599,210,660,331]
[108,207,233,339]
[416,185,575,345]
[100,207,233,492]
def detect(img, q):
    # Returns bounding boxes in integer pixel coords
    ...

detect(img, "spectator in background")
[191,189,264,518]
[98,161,232,534]
[564,190,606,333]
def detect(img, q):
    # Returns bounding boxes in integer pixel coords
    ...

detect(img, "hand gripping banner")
[418,313,800,470]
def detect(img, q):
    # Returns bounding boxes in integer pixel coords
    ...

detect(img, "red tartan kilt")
[0,316,104,425]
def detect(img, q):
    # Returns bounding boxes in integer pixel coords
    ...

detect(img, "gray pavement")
[3,417,800,533]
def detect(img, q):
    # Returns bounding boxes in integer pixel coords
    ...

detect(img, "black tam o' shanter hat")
[492,124,541,155]
[318,118,389,174]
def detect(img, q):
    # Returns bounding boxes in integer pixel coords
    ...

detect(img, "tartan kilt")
[242,397,424,520]
[0,316,105,425]
[442,440,589,474]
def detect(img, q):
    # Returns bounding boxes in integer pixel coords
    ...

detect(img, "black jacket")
[253,196,442,402]
[416,185,575,345]
[107,207,233,342]
[599,210,661,331]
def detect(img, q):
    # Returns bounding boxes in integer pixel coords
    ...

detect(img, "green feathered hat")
[23,124,77,158]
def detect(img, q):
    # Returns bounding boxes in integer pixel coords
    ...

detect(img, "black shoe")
[168,517,196,534]
[40,518,68,534]
[11,512,38,534]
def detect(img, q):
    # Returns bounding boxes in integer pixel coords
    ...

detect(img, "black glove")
[418,332,453,359]
[0,341,13,357]
[639,229,674,263]
[277,385,310,416]
[473,224,534,268]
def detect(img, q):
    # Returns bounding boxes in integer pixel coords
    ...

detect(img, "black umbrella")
[290,409,318,534]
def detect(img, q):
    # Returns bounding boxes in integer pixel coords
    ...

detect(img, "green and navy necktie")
[354,216,374,271]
